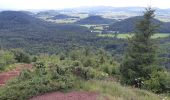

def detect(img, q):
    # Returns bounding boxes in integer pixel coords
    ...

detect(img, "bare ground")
[0,64,32,86]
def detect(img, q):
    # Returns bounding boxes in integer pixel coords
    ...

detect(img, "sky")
[0,0,170,10]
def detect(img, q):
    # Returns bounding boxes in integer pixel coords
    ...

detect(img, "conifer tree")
[120,8,159,85]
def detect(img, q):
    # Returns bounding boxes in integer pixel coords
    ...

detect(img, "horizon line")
[0,6,169,11]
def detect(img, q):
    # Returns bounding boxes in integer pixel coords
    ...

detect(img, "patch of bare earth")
[0,64,32,86]
[30,91,108,100]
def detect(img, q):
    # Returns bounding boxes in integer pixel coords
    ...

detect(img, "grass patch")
[151,33,170,38]
[74,79,169,100]
[98,33,170,39]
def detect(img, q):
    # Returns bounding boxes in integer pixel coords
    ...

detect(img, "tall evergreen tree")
[120,8,159,85]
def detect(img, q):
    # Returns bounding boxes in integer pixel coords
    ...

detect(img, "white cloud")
[0,0,169,10]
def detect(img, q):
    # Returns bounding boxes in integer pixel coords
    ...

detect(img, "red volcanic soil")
[0,64,32,86]
[30,91,107,100]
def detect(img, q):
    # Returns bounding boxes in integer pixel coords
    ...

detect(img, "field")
[97,33,170,39]
[81,24,106,30]
[47,19,77,23]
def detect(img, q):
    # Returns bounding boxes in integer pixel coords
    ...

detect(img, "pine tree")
[120,7,159,85]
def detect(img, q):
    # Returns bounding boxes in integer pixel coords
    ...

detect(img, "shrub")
[82,58,95,67]
[71,60,82,66]
[71,66,108,80]
[59,53,66,60]
[0,50,15,71]
[0,61,75,100]
[143,71,170,93]
[100,63,120,75]
[11,49,31,63]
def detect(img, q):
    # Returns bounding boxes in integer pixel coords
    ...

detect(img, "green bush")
[100,63,120,75]
[0,50,15,71]
[143,71,170,93]
[71,66,108,80]
[72,60,82,66]
[59,53,66,60]
[0,61,75,100]
[11,49,31,63]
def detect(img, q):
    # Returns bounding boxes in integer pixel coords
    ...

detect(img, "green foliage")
[0,48,169,99]
[36,48,118,80]
[71,66,108,80]
[11,49,31,63]
[0,60,75,100]
[143,71,170,93]
[120,8,159,84]
[0,50,15,71]
[101,63,120,75]
[109,15,170,33]
[120,8,170,94]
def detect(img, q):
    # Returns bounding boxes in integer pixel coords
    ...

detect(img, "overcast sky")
[0,0,170,10]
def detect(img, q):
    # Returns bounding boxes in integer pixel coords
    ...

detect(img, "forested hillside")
[0,11,94,54]
[109,16,170,33]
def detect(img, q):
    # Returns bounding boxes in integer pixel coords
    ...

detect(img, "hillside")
[109,16,170,33]
[75,15,117,24]
[0,49,169,100]
[0,11,92,54]
[47,14,79,20]
[0,11,124,55]
[0,11,42,26]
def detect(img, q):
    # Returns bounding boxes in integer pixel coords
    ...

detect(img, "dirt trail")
[30,91,105,100]
[0,64,32,86]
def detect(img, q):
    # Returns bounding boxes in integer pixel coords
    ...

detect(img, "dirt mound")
[30,91,107,100]
[0,64,32,86]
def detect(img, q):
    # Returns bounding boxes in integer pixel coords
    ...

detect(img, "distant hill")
[59,6,170,14]
[0,11,88,32]
[109,16,170,33]
[47,14,79,20]
[0,11,43,26]
[34,7,170,22]
[160,22,170,33]
[59,6,145,14]
[0,11,91,54]
[75,15,117,24]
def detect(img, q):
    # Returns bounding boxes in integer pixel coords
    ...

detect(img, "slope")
[109,16,170,33]
[0,11,91,54]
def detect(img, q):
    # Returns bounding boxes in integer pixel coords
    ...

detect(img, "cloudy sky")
[0,0,169,10]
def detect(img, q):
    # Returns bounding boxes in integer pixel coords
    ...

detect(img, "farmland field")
[97,33,170,39]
